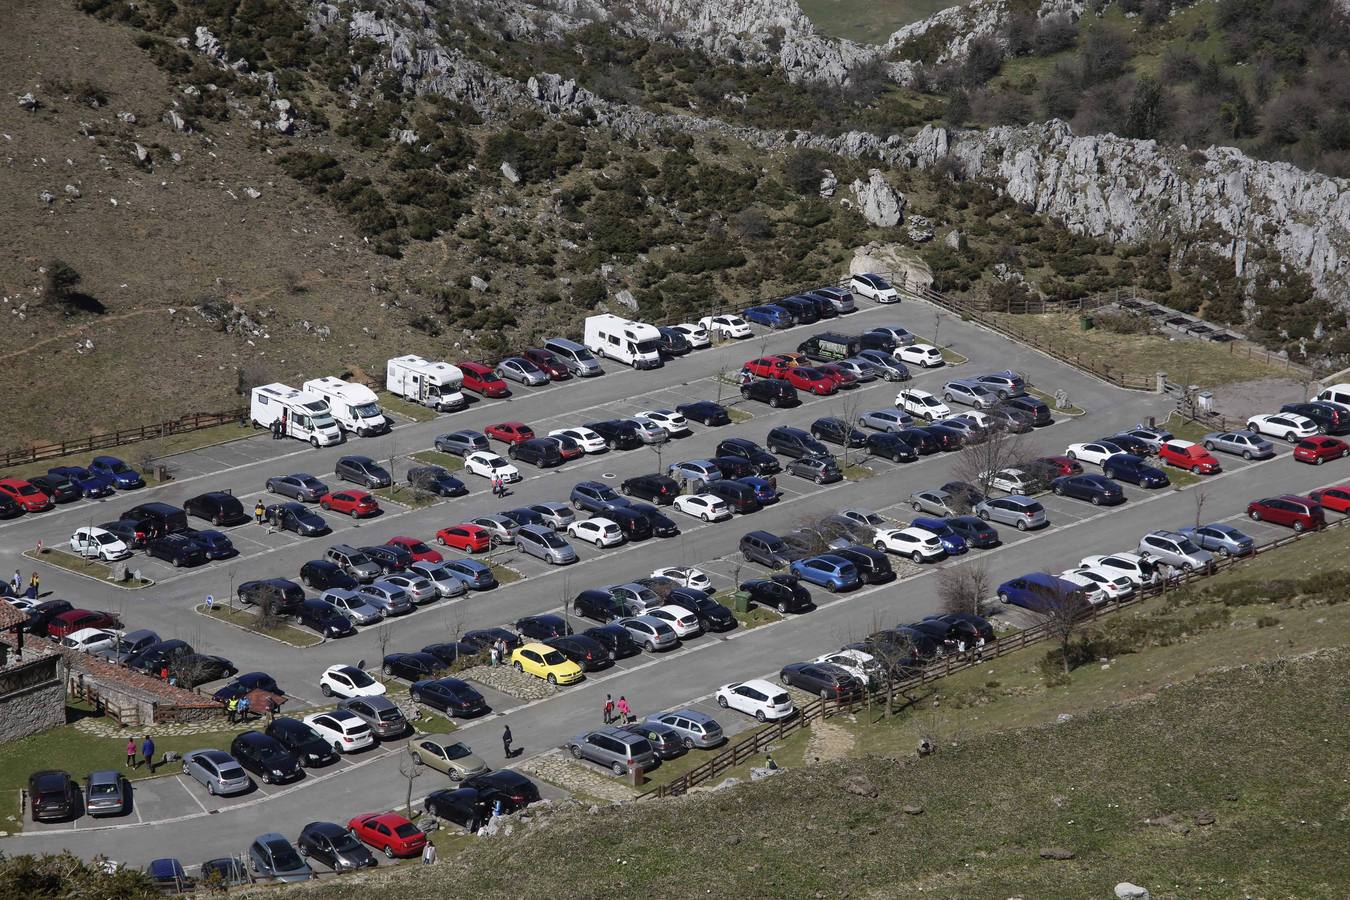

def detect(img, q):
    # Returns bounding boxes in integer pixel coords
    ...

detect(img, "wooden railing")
[0,408,247,469]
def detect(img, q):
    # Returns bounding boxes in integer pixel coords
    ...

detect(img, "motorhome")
[385,355,467,412]
[583,314,663,370]
[302,377,389,437]
[249,384,344,447]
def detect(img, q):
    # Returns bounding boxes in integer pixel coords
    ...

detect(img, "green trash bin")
[1080,314,1094,330]
[732,591,751,614]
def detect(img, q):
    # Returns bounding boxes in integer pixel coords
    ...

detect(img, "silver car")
[856,350,910,381]
[356,582,414,616]
[833,359,877,383]
[619,615,679,652]
[319,588,384,626]
[85,770,128,817]
[1113,427,1173,454]
[248,833,313,883]
[910,489,959,516]
[470,515,518,546]
[857,409,913,432]
[514,524,577,565]
[434,430,489,456]
[527,502,575,530]
[381,573,439,605]
[496,357,550,386]
[1179,523,1254,557]
[337,695,409,739]
[182,749,252,796]
[608,583,662,614]
[408,561,468,598]
[1138,530,1214,571]
[645,709,725,749]
[568,727,659,776]
[1201,430,1275,460]
[624,418,670,445]
[974,496,1048,530]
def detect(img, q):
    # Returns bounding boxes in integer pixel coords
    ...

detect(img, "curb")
[192,604,320,649]
[22,549,154,590]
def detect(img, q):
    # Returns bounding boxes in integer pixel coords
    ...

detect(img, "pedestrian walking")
[502,724,513,758]
[226,697,237,724]
[489,645,499,667]
[9,570,20,595]
[125,738,136,768]
[26,572,39,600]
[603,694,614,725]
[421,842,437,865]
[254,500,266,525]
[141,735,156,773]
[956,638,967,657]
[974,635,986,661]
[270,420,279,440]
[616,696,631,724]
[238,696,250,721]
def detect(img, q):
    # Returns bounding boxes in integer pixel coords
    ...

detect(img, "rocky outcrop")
[851,170,905,227]
[885,1,1089,71]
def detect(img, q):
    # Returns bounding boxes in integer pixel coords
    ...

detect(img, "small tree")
[44,259,82,309]
[1038,574,1091,674]
[937,564,991,617]
[1192,487,1209,528]
[951,429,1032,507]
[375,624,393,680]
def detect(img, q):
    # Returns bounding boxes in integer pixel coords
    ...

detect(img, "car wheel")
[267,482,277,494]
[769,397,781,408]
[182,762,190,774]
[1293,521,1306,533]
[410,688,422,703]
[173,557,183,568]
[1191,465,1203,474]
[320,683,332,697]
[546,673,557,685]
[570,744,583,760]
[297,846,308,858]
[1285,432,1297,442]
[755,710,767,723]
[333,741,342,753]
[514,662,524,673]
[572,499,583,510]
[1067,451,1077,460]
[1016,520,1028,531]
[717,695,729,708]
[1091,496,1101,506]
[1053,484,1063,495]
[207,783,216,796]
[384,846,394,859]
[701,513,711,522]
[911,551,923,564]
[683,737,695,749]
[382,664,393,676]
[998,591,1011,604]
[644,640,656,652]
[1249,509,1261,521]
[1105,469,1116,480]
[912,501,922,511]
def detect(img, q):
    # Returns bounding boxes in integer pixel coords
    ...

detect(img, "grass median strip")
[409,450,464,470]
[488,561,523,585]
[24,548,153,589]
[197,604,322,648]
[1025,386,1085,416]
[378,392,443,423]
[373,484,442,510]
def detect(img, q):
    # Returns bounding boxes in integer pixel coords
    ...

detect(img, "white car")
[896,389,949,420]
[624,418,669,444]
[850,273,899,303]
[873,527,945,562]
[671,323,711,348]
[463,451,521,482]
[319,664,387,699]
[1078,553,1159,586]
[647,604,702,638]
[811,649,882,688]
[567,518,626,547]
[549,427,607,453]
[951,409,996,431]
[1067,566,1135,600]
[1065,440,1126,467]
[1056,570,1107,606]
[897,343,944,368]
[650,566,712,593]
[698,314,752,339]
[635,409,690,435]
[61,627,117,654]
[984,467,1037,494]
[1246,412,1318,442]
[716,679,795,722]
[304,709,376,753]
[69,526,131,561]
[672,494,732,521]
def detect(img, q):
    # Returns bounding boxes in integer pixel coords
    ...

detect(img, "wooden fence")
[639,516,1339,800]
[0,408,247,469]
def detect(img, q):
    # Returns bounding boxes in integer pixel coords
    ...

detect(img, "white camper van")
[302,376,389,437]
[385,355,467,412]
[583,314,663,370]
[250,383,344,447]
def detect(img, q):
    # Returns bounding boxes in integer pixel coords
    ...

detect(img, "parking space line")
[176,779,210,815]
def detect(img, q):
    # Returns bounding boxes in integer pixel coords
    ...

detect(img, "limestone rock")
[164,110,186,132]
[116,111,136,124]
[194,26,224,61]
[818,169,837,199]
[851,169,905,228]
[944,229,966,251]
[903,804,924,815]
[64,184,80,198]
[17,92,38,111]
[500,162,521,184]
[749,766,782,781]
[470,275,490,292]
[38,190,55,204]
[840,774,878,798]
[1115,883,1150,900]
[243,187,261,199]
[527,73,595,108]
[133,143,150,165]
[613,289,637,311]
[1194,811,1215,826]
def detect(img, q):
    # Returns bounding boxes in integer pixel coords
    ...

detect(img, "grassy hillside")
[798,0,958,44]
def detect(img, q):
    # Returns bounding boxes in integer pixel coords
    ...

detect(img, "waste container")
[732,591,751,614]
[1197,390,1214,414]
[1080,314,1094,330]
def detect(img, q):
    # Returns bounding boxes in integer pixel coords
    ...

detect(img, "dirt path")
[804,717,857,766]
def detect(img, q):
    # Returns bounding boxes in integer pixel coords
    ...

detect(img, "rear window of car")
[220,767,246,780]
[772,693,790,705]
[394,823,421,838]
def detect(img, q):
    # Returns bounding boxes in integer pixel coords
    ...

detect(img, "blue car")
[47,466,115,499]
[911,517,968,555]
[1102,453,1169,488]
[944,515,999,549]
[443,559,497,591]
[89,456,144,489]
[736,476,779,504]
[183,528,236,560]
[1179,523,1254,557]
[996,573,1089,612]
[743,305,792,329]
[788,554,860,592]
[1050,473,1125,506]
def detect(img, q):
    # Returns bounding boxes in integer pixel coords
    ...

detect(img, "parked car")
[1281,401,1350,434]
[850,273,899,302]
[435,430,490,456]
[265,473,329,502]
[716,679,794,722]
[181,749,252,796]
[996,573,1090,613]
[515,524,577,565]
[304,710,375,754]
[1051,473,1125,505]
[942,380,997,409]
[436,524,492,553]
[739,530,805,568]
[334,456,391,488]
[68,526,132,561]
[89,455,144,489]
[319,664,385,699]
[789,555,860,592]
[265,718,339,768]
[84,769,128,817]
[183,491,248,526]
[459,361,510,398]
[1293,435,1350,464]
[567,727,658,776]
[407,465,468,497]
[618,615,680,652]
[738,576,813,613]
[1246,495,1324,532]
[945,515,1001,548]
[297,600,356,638]
[621,473,680,504]
[410,679,489,718]
[231,732,302,784]
[461,770,541,813]
[1178,523,1254,557]
[1065,440,1127,467]
[265,502,329,536]
[26,473,78,504]
[780,662,863,700]
[47,465,115,499]
[1247,412,1318,442]
[1138,530,1214,571]
[974,496,1048,530]
[785,455,842,484]
[1201,430,1276,460]
[338,695,409,739]
[27,770,76,821]
[740,378,799,408]
[407,734,489,777]
[1102,454,1170,488]
[1309,484,1350,513]
[496,357,549,386]
[511,641,584,684]
[1158,440,1221,474]
[676,400,732,425]
[382,653,447,682]
[297,821,375,871]
[146,533,207,567]
[570,480,629,514]
[348,811,426,859]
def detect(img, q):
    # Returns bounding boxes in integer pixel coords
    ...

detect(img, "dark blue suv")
[1102,453,1170,488]
[911,517,968,555]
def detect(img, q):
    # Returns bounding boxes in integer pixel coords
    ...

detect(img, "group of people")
[947,634,987,659]
[8,569,39,600]
[490,475,511,498]
[269,412,288,440]
[486,637,512,667]
[124,735,156,772]
[602,694,633,725]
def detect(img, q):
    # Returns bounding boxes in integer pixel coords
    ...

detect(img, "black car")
[230,731,302,784]
[265,717,338,767]
[184,492,248,526]
[28,770,76,822]
[585,420,643,451]
[421,641,482,667]
[858,330,897,352]
[172,653,237,688]
[866,431,919,462]
[924,611,995,642]
[297,599,356,638]
[1001,394,1052,426]
[128,638,193,673]
[297,821,376,870]
[462,628,520,652]
[407,465,469,497]
[501,507,546,528]
[740,378,799,408]
[709,455,757,479]
[1102,433,1151,458]
[910,617,982,651]
[810,417,868,448]
[515,614,571,640]
[0,494,22,519]
[779,662,863,700]
[545,634,612,671]
[22,599,74,636]
[212,672,283,702]
[238,579,305,615]
[739,576,813,614]
[299,560,358,592]
[462,770,540,813]
[739,530,803,568]
[766,426,831,460]
[122,501,189,535]
[831,545,894,584]
[776,295,819,324]
[334,455,391,488]
[508,438,564,468]
[621,473,680,504]
[704,479,762,514]
[606,506,654,541]
[199,857,252,887]
[361,544,412,573]
[182,528,235,560]
[945,515,1000,548]
[573,590,626,623]
[918,424,965,450]
[145,533,207,568]
[676,401,732,426]
[29,474,80,504]
[424,788,490,832]
[898,428,941,455]
[1051,473,1124,506]
[664,587,736,632]
[987,405,1034,433]
[411,677,488,716]
[100,518,148,548]
[627,502,680,538]
[714,438,780,474]
[1281,401,1350,434]
[655,326,692,357]
[265,502,329,536]
[584,624,642,659]
[382,652,447,682]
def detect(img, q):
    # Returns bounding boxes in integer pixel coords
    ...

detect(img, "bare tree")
[937,563,992,616]
[399,755,424,816]
[1034,574,1091,674]
[1192,487,1209,528]
[829,388,868,468]
[951,429,1034,508]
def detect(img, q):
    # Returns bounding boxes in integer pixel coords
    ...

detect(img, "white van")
[1312,383,1350,411]
[583,314,663,370]
[250,384,344,447]
[385,355,467,412]
[302,377,389,437]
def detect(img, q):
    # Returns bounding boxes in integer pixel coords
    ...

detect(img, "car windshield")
[1175,538,1201,553]
[353,402,381,418]
[346,669,375,688]
[486,456,507,466]
[105,460,128,473]
[257,745,287,762]
[541,650,567,665]
[446,743,471,759]
[331,830,361,851]
[95,533,118,544]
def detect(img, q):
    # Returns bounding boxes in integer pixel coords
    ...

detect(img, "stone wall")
[0,653,66,742]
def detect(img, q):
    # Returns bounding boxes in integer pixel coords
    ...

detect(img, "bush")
[782,149,832,195]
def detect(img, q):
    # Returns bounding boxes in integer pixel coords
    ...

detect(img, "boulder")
[500,162,521,184]
[1115,884,1150,900]
[194,26,224,60]
[850,169,905,227]
[840,774,878,798]
[38,190,55,204]
[819,169,838,199]
[243,187,261,199]
[116,111,136,124]
[903,804,924,815]
[613,288,637,311]
[17,92,38,111]
[164,110,186,132]
[944,229,966,251]
[133,143,150,165]
[749,766,782,782]
[470,275,490,293]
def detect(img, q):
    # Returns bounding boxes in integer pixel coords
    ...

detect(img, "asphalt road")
[8,301,1335,870]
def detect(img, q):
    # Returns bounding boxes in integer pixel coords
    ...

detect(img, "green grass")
[726,406,754,425]
[488,562,523,585]
[410,450,464,471]
[841,463,876,481]
[936,345,968,365]
[4,420,254,481]
[714,591,784,629]
[797,0,955,44]
[378,393,443,423]
[639,723,812,791]
[373,484,441,509]
[23,549,152,589]
[380,684,458,736]
[198,605,322,648]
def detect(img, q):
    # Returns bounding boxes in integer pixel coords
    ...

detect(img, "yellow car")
[511,642,584,685]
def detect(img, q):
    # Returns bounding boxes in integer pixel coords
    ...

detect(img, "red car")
[1033,455,1083,477]
[436,524,491,553]
[459,362,510,398]
[320,490,380,518]
[1247,495,1325,532]
[743,356,791,379]
[0,478,53,512]
[784,366,837,396]
[385,536,443,563]
[485,422,535,444]
[817,363,859,389]
[1158,440,1221,474]
[1293,435,1349,465]
[523,348,571,381]
[544,435,584,461]
[348,811,426,859]
[47,609,121,640]
[1308,485,1350,512]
